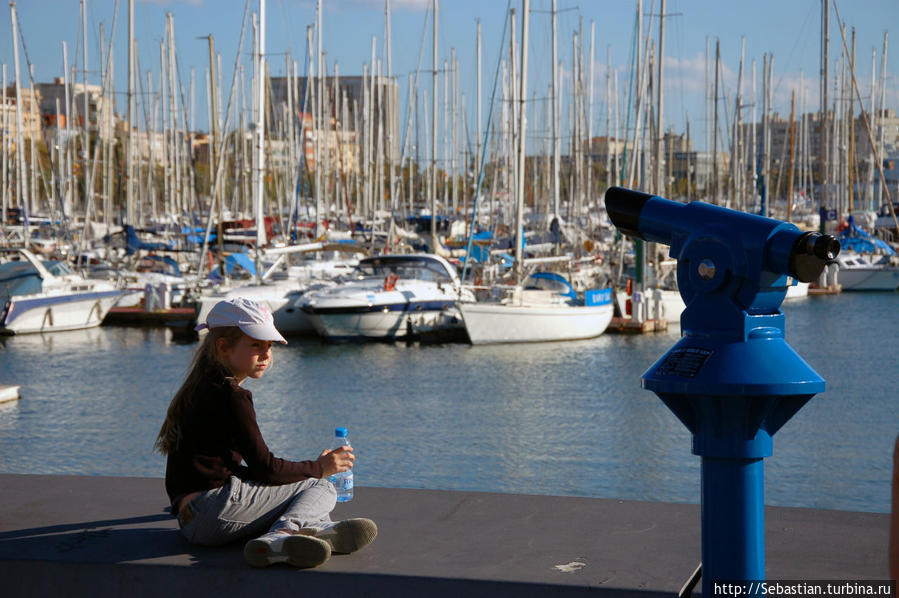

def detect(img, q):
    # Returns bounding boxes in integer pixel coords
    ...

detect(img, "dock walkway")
[0,474,889,597]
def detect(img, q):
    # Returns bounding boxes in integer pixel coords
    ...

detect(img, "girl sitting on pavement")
[155,297,377,568]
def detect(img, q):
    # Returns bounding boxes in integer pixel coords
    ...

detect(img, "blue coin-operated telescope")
[604,187,839,593]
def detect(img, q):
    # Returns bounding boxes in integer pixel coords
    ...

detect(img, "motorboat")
[299,254,475,341]
[0,248,121,334]
[459,273,614,344]
[195,246,362,335]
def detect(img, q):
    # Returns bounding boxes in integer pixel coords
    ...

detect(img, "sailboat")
[458,0,613,345]
[460,274,613,344]
[833,216,899,291]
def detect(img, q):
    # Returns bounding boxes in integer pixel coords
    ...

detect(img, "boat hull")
[1,290,122,334]
[837,268,899,291]
[306,300,462,341]
[196,280,331,335]
[459,301,614,344]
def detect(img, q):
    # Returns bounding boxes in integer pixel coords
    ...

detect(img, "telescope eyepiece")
[813,234,841,261]
[789,232,841,283]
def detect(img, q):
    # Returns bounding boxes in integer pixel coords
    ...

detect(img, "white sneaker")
[244,531,331,568]
[303,518,378,555]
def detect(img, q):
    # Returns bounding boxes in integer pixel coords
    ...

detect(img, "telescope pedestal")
[645,314,823,593]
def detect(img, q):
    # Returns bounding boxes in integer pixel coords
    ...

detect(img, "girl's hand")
[317,446,355,478]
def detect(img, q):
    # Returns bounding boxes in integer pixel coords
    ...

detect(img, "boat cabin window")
[357,258,453,283]
[523,273,576,297]
[44,261,74,277]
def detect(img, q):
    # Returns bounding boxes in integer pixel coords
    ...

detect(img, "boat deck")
[0,474,888,597]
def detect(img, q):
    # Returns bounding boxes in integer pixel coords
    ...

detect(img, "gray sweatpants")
[178,476,337,546]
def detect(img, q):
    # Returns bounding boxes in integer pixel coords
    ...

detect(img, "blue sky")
[2,0,897,151]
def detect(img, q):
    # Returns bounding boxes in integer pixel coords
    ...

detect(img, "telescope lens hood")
[605,187,654,238]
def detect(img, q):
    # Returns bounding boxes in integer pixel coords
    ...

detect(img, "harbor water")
[0,291,894,514]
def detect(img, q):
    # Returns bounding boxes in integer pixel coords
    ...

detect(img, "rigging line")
[831,0,895,224]
[397,3,431,165]
[167,31,206,220]
[10,22,66,232]
[194,0,252,284]
[15,1,116,242]
[619,2,640,185]
[771,2,817,96]
[292,23,313,238]
[76,0,121,262]
[395,2,432,216]
[461,0,513,284]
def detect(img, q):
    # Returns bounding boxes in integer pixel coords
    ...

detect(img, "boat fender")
[384,274,399,291]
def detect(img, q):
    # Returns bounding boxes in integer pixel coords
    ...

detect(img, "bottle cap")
[335,427,348,437]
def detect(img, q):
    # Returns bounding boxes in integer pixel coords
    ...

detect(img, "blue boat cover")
[125,225,174,255]
[140,255,182,277]
[0,261,42,297]
[524,272,576,299]
[208,252,257,279]
[838,216,896,256]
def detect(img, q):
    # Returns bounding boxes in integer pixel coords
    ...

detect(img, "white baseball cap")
[195,297,287,344]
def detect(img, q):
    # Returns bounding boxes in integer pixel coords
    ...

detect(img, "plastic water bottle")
[328,427,354,502]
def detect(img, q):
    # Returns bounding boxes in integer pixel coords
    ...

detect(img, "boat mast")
[551,0,559,221]
[655,0,665,197]
[254,0,267,282]
[386,0,395,218]
[1,65,6,230]
[819,0,829,229]
[315,0,322,239]
[875,33,888,209]
[587,21,595,211]
[430,0,438,251]
[476,19,482,193]
[207,34,225,274]
[10,2,29,247]
[513,0,530,285]
[81,0,90,224]
[126,0,134,225]
[787,89,796,222]
[712,39,719,206]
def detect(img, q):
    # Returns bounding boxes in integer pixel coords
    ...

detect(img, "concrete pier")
[0,474,889,597]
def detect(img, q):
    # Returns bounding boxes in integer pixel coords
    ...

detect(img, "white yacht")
[459,273,614,344]
[299,254,475,341]
[0,248,121,334]
[835,252,899,291]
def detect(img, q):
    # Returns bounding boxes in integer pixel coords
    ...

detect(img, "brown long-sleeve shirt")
[164,364,322,507]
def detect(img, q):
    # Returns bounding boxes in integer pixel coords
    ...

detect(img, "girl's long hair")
[154,326,244,455]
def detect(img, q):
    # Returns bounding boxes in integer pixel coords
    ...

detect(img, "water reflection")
[0,295,894,513]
